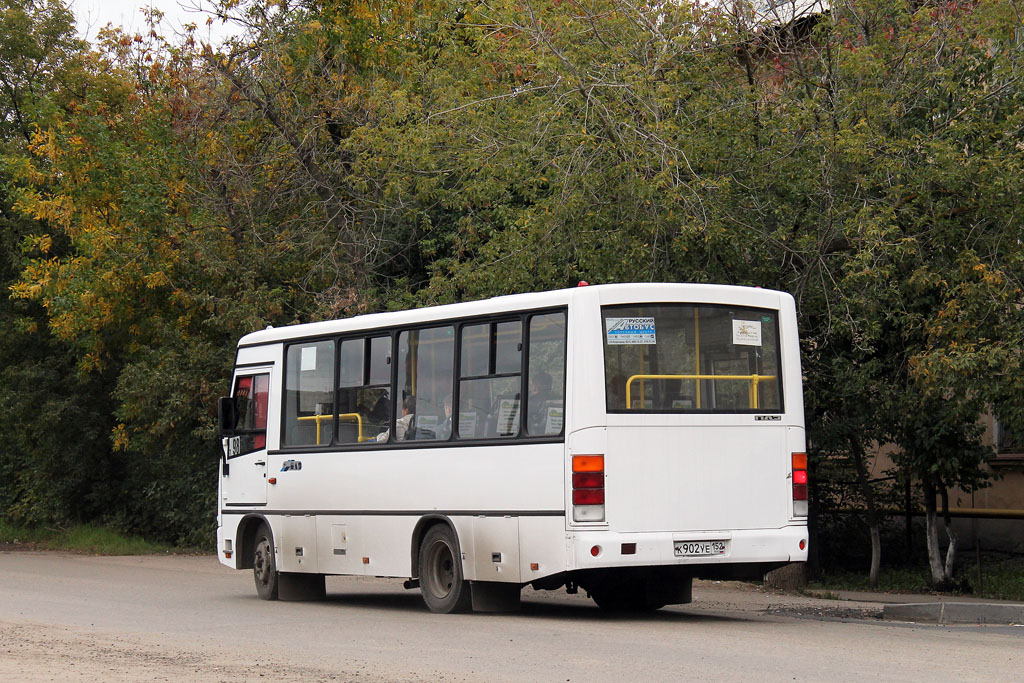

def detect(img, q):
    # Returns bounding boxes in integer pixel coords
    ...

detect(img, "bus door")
[221,369,272,506]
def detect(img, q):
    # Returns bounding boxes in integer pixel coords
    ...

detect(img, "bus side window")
[397,326,454,442]
[283,340,336,447]
[338,336,391,444]
[458,320,522,439]
[526,312,566,436]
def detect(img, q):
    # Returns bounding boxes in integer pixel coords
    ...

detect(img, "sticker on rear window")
[606,317,657,345]
[732,320,762,346]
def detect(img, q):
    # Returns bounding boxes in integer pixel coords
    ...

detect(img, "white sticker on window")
[606,317,657,345]
[545,406,564,433]
[732,320,762,346]
[497,398,520,436]
[458,412,478,437]
[301,346,318,371]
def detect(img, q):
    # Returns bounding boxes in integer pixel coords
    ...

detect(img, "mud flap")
[470,581,521,612]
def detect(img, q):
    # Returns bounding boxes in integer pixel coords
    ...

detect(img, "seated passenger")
[528,371,554,433]
[376,395,416,442]
[435,394,453,440]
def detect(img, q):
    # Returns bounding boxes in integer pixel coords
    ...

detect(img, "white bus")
[217,283,808,612]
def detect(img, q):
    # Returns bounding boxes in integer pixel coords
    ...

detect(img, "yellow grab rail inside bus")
[625,374,777,410]
[296,412,368,445]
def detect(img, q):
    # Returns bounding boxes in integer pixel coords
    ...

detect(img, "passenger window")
[458,320,522,439]
[284,341,336,447]
[337,335,392,444]
[338,339,363,387]
[397,326,455,441]
[526,312,566,436]
[460,323,489,377]
[233,373,270,454]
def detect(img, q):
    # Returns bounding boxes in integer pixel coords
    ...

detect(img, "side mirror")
[218,396,238,437]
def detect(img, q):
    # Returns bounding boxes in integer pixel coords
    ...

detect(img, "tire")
[253,523,279,600]
[418,524,472,613]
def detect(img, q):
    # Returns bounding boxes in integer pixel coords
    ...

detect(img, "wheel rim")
[254,537,272,588]
[425,539,455,599]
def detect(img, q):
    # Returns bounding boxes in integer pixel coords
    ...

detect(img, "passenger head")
[531,371,552,395]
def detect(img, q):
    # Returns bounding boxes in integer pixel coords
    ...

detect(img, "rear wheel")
[418,525,471,613]
[253,523,279,600]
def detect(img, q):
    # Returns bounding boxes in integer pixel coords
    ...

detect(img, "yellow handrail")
[297,412,367,445]
[625,374,777,410]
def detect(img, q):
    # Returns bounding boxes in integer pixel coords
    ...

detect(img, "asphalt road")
[0,552,1021,682]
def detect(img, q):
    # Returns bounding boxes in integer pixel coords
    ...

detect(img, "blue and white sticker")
[606,317,657,345]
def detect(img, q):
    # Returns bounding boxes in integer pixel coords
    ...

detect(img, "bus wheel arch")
[236,514,270,571]
[409,515,459,579]
[413,517,472,613]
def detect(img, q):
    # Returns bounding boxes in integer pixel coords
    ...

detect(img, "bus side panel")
[315,515,358,575]
[266,446,563,521]
[472,516,521,583]
[519,515,572,580]
[274,515,319,573]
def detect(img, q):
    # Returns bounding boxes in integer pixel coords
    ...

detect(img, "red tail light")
[792,452,808,515]
[572,454,605,522]
[573,488,605,505]
[572,472,603,488]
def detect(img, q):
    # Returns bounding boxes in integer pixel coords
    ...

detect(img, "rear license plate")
[674,540,727,557]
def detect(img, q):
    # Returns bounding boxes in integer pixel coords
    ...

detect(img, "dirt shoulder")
[0,621,400,683]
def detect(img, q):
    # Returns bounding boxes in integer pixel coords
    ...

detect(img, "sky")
[70,0,241,45]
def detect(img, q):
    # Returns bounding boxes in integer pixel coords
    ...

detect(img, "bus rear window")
[603,304,782,413]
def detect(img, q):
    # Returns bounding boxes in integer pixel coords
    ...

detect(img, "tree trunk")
[941,488,958,582]
[850,437,881,587]
[922,477,947,586]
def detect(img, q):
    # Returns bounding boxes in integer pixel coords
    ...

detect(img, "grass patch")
[810,566,931,595]
[0,522,170,555]
[963,557,1024,602]
[810,558,1024,602]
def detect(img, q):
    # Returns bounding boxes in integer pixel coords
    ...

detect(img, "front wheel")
[253,523,279,600]
[418,525,471,613]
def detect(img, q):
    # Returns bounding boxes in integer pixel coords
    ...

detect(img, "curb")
[882,602,1024,625]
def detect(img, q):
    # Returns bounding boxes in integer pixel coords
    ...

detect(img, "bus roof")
[237,282,791,348]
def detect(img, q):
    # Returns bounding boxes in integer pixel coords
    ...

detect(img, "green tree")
[0,0,123,528]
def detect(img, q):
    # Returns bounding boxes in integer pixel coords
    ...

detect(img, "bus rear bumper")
[568,525,808,572]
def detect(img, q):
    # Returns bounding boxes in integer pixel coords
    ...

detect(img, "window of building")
[995,417,1022,455]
